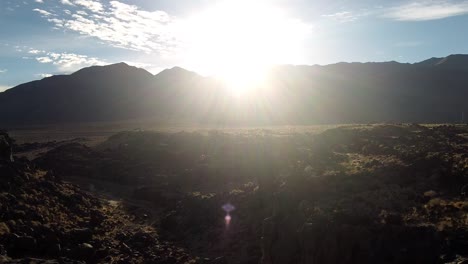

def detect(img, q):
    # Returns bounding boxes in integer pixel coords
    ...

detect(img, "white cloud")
[48,18,65,27]
[33,8,52,17]
[76,10,88,16]
[34,51,106,71]
[73,0,103,13]
[36,56,53,63]
[0,69,7,74]
[322,8,374,23]
[35,73,53,78]
[61,0,74,5]
[28,49,43,54]
[322,11,360,22]
[385,1,468,21]
[0,86,10,92]
[37,0,179,55]
[35,0,44,3]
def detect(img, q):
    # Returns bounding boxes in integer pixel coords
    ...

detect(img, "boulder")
[67,243,95,262]
[0,222,10,236]
[7,234,37,257]
[67,228,92,243]
[0,131,13,162]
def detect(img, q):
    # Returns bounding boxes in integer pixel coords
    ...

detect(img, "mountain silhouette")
[2,55,468,126]
[416,54,468,71]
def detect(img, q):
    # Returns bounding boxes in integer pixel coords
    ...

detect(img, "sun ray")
[179,0,311,96]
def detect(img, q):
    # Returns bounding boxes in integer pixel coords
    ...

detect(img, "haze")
[2,0,468,91]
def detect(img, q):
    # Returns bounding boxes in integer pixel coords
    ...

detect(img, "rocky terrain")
[0,131,196,263]
[2,124,468,263]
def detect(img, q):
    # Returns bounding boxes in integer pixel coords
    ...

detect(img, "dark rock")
[451,238,468,255]
[0,222,11,236]
[45,244,61,257]
[0,131,13,162]
[68,243,95,261]
[67,228,92,243]
[8,234,37,257]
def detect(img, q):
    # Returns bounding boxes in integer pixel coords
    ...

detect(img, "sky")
[1,0,468,91]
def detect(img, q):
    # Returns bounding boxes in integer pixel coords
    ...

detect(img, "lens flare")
[225,214,232,226]
[222,203,235,227]
[222,203,235,213]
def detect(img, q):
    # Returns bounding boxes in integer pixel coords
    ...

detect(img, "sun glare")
[180,1,310,95]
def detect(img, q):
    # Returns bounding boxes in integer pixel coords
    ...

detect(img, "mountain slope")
[0,63,213,124]
[2,55,468,125]
[416,54,468,71]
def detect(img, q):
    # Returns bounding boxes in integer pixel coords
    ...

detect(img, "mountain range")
[2,54,468,126]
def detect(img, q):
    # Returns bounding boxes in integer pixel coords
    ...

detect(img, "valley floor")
[2,124,468,263]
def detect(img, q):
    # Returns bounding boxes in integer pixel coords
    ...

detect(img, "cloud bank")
[385,1,468,21]
[29,49,106,71]
[33,0,179,54]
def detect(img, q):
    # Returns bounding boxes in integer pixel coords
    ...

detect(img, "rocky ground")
[2,124,468,263]
[0,131,197,263]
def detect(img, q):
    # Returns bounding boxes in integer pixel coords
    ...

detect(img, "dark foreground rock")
[0,132,197,263]
[0,130,13,162]
[29,125,468,263]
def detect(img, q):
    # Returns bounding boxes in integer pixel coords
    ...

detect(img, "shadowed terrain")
[0,131,197,263]
[2,124,468,263]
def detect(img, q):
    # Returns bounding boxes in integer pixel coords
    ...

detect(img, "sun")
[180,1,310,96]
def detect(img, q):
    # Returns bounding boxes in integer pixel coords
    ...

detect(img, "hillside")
[2,55,468,125]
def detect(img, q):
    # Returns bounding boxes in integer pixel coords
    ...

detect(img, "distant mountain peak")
[416,54,468,71]
[113,62,129,66]
[157,66,196,75]
[71,62,153,78]
[155,66,200,80]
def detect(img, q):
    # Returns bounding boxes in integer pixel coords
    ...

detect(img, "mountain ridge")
[2,54,468,126]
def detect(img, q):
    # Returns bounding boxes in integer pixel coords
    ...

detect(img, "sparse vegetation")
[2,124,468,263]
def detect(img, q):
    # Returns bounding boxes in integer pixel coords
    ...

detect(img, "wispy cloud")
[385,1,468,21]
[0,69,7,74]
[34,1,179,54]
[322,11,360,22]
[35,73,53,78]
[28,49,107,72]
[33,8,53,17]
[35,0,44,3]
[322,8,375,23]
[74,0,103,13]
[61,0,74,6]
[28,49,44,54]
[39,52,106,71]
[36,56,53,63]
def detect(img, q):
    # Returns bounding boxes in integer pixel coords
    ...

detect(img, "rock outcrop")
[0,130,13,162]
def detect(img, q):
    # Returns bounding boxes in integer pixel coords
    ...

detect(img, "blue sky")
[1,0,468,91]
